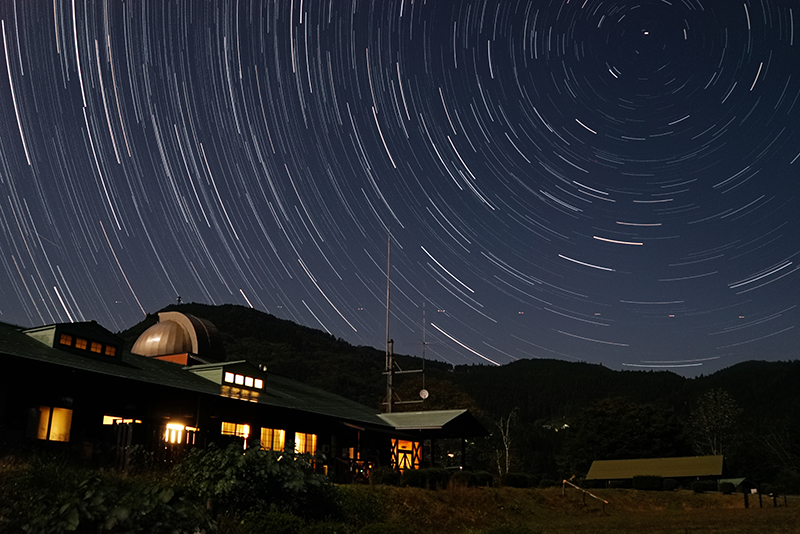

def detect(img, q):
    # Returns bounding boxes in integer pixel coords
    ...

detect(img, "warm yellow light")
[38,407,72,442]
[103,415,119,425]
[234,374,244,385]
[224,372,234,383]
[244,376,254,387]
[260,428,286,451]
[254,379,263,389]
[164,423,185,444]
[294,432,317,454]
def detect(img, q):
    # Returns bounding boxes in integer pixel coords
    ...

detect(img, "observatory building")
[0,310,486,478]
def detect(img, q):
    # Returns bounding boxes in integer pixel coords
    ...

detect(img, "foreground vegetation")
[2,447,798,534]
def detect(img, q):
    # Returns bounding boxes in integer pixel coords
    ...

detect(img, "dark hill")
[119,304,800,484]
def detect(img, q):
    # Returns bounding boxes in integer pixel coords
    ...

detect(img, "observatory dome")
[131,320,192,357]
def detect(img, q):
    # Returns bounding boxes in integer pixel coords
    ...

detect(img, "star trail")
[1,0,800,375]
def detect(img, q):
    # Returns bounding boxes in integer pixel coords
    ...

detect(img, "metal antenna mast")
[382,232,427,412]
[384,231,394,413]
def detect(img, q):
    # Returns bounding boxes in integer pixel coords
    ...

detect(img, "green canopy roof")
[586,455,724,480]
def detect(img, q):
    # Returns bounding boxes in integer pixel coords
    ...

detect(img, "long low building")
[0,311,487,479]
[586,455,725,483]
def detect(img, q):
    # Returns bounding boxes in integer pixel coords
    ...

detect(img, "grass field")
[352,485,800,534]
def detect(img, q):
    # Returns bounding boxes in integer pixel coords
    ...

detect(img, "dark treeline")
[120,303,800,492]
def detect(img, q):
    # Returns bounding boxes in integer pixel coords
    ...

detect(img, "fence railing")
[562,479,608,512]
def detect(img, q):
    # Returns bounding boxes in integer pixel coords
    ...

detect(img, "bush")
[473,471,495,487]
[0,460,213,534]
[609,480,631,489]
[662,478,679,491]
[538,478,557,488]
[425,468,452,490]
[369,466,401,486]
[719,482,735,495]
[632,475,663,491]
[691,480,717,493]
[174,443,337,520]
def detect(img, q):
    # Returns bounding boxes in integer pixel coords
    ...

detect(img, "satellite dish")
[419,389,429,400]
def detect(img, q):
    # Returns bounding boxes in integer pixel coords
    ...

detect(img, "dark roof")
[585,455,724,480]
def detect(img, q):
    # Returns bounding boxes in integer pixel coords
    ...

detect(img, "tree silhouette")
[690,389,741,456]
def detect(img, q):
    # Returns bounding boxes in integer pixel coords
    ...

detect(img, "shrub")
[369,466,401,486]
[0,461,213,534]
[719,482,735,495]
[538,478,557,488]
[691,480,717,493]
[449,469,473,487]
[401,468,427,488]
[425,468,452,490]
[632,475,663,491]
[662,478,679,491]
[173,443,337,520]
[473,471,495,487]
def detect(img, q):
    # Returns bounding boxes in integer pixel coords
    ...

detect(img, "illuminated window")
[244,376,254,387]
[103,415,142,425]
[75,338,87,350]
[90,341,102,353]
[104,346,116,356]
[224,372,234,383]
[164,423,184,444]
[59,334,73,346]
[294,432,317,454]
[254,379,263,389]
[37,407,73,442]
[391,439,421,471]
[221,422,250,439]
[260,428,286,451]
[234,374,244,385]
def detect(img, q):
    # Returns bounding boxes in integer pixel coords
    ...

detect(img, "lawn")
[354,485,800,534]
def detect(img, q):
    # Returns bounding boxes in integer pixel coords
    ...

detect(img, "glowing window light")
[221,422,250,438]
[75,338,88,350]
[254,379,263,389]
[244,376,254,387]
[104,346,116,356]
[37,407,73,442]
[260,428,286,451]
[164,423,185,444]
[59,334,72,346]
[294,432,317,454]
[90,341,102,353]
[103,415,119,425]
[234,374,245,385]
[224,372,234,383]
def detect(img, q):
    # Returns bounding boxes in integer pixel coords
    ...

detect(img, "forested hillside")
[120,303,800,491]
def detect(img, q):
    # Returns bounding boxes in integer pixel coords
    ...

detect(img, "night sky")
[1,0,799,375]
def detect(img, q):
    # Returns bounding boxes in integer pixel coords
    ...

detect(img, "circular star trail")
[1,0,799,374]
